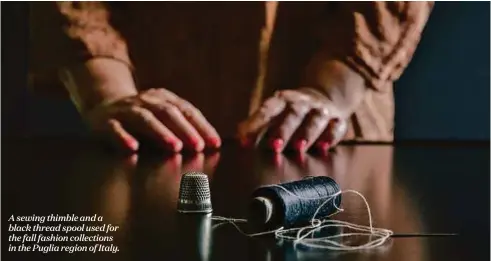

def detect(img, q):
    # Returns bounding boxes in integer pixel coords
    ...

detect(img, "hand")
[86,88,221,152]
[237,88,348,153]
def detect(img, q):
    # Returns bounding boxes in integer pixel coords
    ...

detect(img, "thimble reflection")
[177,214,212,261]
[177,172,213,213]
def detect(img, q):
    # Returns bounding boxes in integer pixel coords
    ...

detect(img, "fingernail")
[207,137,222,148]
[123,136,139,151]
[174,141,184,152]
[129,141,139,151]
[270,138,284,153]
[317,141,331,151]
[190,138,205,152]
[166,138,183,152]
[294,139,308,152]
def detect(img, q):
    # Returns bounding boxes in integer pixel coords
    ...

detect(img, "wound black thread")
[249,176,341,229]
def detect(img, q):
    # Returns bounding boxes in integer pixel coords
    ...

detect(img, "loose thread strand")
[211,187,393,251]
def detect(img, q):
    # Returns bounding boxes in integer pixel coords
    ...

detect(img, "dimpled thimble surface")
[177,172,213,213]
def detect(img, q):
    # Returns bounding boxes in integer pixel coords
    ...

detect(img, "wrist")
[302,59,366,119]
[60,58,138,115]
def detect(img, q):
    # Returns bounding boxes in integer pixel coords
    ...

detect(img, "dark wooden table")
[2,139,489,261]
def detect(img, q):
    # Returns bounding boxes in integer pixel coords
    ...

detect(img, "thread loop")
[211,177,393,251]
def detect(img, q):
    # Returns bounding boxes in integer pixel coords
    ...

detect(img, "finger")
[314,119,338,152]
[268,102,310,153]
[141,89,221,149]
[275,89,311,103]
[145,102,205,152]
[237,96,287,146]
[123,106,183,152]
[144,88,181,102]
[141,89,207,151]
[289,108,330,153]
[173,100,221,149]
[314,118,348,152]
[105,119,139,152]
[331,119,348,145]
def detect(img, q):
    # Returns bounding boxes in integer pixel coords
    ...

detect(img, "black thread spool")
[248,176,341,229]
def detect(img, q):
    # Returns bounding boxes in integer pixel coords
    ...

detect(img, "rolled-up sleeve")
[29,2,132,81]
[311,1,434,91]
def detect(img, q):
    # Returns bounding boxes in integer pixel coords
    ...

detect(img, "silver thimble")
[177,172,213,213]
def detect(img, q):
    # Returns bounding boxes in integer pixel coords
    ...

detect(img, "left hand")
[237,88,348,153]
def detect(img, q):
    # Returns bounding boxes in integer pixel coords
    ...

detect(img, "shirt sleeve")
[309,1,434,92]
[29,2,132,75]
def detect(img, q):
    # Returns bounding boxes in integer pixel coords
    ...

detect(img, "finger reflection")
[72,146,428,261]
[69,152,137,232]
[254,153,304,185]
[128,152,221,260]
[181,153,205,173]
[99,155,137,228]
[68,151,138,261]
[141,154,183,209]
[204,152,221,175]
[139,152,221,211]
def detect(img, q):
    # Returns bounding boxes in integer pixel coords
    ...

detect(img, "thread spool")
[248,176,341,229]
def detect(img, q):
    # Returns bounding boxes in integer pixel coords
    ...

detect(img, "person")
[29,2,433,153]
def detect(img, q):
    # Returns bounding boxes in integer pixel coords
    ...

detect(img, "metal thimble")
[177,172,213,214]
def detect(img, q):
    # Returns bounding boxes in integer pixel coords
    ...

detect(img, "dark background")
[394,1,490,140]
[2,2,490,141]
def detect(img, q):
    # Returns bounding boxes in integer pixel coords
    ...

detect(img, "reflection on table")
[4,140,488,261]
[63,144,431,261]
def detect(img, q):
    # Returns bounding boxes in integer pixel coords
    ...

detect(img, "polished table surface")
[2,139,490,261]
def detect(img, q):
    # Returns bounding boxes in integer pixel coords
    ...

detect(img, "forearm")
[301,1,433,118]
[33,2,136,114]
[60,58,138,115]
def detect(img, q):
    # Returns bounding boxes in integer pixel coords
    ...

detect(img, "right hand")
[85,88,221,152]
[237,88,348,153]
